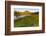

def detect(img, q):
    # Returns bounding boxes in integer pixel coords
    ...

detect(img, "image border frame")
[5,1,45,35]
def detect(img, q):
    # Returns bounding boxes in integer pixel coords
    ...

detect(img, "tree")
[14,11,21,17]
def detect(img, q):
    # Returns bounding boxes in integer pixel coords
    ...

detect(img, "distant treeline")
[14,11,39,16]
[32,12,39,15]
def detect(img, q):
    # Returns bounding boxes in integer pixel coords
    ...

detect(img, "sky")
[14,8,39,12]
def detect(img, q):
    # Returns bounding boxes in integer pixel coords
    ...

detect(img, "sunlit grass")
[14,15,39,27]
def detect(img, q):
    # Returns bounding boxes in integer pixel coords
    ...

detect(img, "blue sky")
[14,8,39,12]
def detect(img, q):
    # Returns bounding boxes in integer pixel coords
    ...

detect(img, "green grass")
[14,15,39,27]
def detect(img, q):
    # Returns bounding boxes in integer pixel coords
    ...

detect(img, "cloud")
[14,8,39,12]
